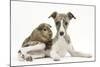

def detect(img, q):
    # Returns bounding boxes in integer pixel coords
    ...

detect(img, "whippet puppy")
[49,12,92,61]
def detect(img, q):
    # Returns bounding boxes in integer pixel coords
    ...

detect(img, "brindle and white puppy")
[49,11,92,61]
[18,23,52,61]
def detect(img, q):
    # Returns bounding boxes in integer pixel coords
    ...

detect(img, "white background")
[11,1,94,66]
[0,0,99,67]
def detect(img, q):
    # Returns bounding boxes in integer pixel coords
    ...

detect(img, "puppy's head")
[37,23,52,40]
[49,11,76,36]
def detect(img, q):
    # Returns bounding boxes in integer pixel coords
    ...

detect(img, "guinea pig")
[22,23,52,47]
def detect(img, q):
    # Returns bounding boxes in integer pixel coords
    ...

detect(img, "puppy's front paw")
[86,54,92,58]
[50,51,60,61]
[81,54,92,58]
[53,58,60,61]
[25,56,33,62]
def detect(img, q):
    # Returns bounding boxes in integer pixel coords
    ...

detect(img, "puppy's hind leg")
[67,44,92,58]
[18,50,25,61]
[64,34,92,58]
[18,42,46,61]
[30,52,45,59]
[21,42,46,54]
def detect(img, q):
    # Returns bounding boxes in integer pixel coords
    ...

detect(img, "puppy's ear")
[48,11,57,19]
[67,12,76,20]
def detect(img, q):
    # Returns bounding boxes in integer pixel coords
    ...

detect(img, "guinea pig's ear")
[37,24,44,30]
[48,11,57,19]
[67,12,76,20]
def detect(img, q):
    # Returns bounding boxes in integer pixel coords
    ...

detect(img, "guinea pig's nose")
[60,32,64,36]
[49,33,52,37]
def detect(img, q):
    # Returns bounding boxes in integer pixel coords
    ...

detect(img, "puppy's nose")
[60,32,64,36]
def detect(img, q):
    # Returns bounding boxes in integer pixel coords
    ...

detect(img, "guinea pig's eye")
[43,28,47,31]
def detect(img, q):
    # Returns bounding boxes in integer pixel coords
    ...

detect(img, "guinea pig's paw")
[25,56,33,62]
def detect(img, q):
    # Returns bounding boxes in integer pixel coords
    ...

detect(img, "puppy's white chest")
[52,37,68,57]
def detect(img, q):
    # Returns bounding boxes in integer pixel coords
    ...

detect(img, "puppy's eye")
[43,29,46,31]
[56,21,60,25]
[65,22,68,25]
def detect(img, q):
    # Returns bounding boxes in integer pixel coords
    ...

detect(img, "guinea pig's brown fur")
[22,23,52,48]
